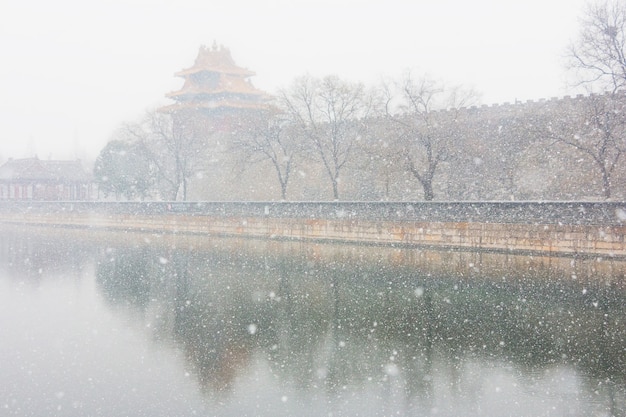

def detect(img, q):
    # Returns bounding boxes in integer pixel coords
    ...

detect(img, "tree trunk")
[422,180,434,201]
[331,178,340,200]
[601,167,612,200]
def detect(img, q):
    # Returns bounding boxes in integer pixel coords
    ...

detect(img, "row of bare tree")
[94,0,626,202]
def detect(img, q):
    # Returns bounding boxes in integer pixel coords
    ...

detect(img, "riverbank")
[1,201,625,257]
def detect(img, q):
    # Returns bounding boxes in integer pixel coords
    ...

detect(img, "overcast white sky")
[0,0,589,161]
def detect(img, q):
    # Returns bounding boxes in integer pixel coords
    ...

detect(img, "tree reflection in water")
[1,227,624,416]
[93,234,626,416]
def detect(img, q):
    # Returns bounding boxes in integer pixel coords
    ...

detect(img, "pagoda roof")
[160,98,272,113]
[166,74,269,99]
[0,158,91,182]
[161,44,273,114]
[175,43,255,78]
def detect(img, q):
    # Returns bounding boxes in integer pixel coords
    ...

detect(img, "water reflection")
[1,226,625,416]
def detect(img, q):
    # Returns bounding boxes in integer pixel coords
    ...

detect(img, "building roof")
[175,43,256,78]
[159,99,271,113]
[162,43,271,113]
[0,158,92,182]
[166,74,268,99]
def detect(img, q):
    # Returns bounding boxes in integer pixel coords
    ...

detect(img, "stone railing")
[1,201,625,257]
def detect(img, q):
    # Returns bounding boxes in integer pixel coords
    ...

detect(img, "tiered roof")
[162,43,270,113]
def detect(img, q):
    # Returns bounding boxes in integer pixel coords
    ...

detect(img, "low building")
[0,157,94,200]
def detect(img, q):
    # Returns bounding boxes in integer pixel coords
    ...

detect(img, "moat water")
[1,226,625,416]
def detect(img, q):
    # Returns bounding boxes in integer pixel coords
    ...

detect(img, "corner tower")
[161,43,270,117]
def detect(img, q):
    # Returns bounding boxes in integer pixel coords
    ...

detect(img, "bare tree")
[231,109,300,200]
[567,0,626,93]
[126,110,210,201]
[280,75,372,200]
[384,74,478,201]
[563,1,626,199]
[546,93,626,199]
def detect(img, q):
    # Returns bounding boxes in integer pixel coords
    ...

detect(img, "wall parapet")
[2,200,626,224]
[1,201,625,257]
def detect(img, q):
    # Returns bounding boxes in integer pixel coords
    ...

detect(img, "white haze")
[0,0,587,161]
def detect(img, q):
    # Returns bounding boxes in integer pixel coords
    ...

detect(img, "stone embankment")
[1,201,625,257]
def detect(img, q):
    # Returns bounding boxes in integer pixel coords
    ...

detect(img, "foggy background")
[0,0,586,161]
